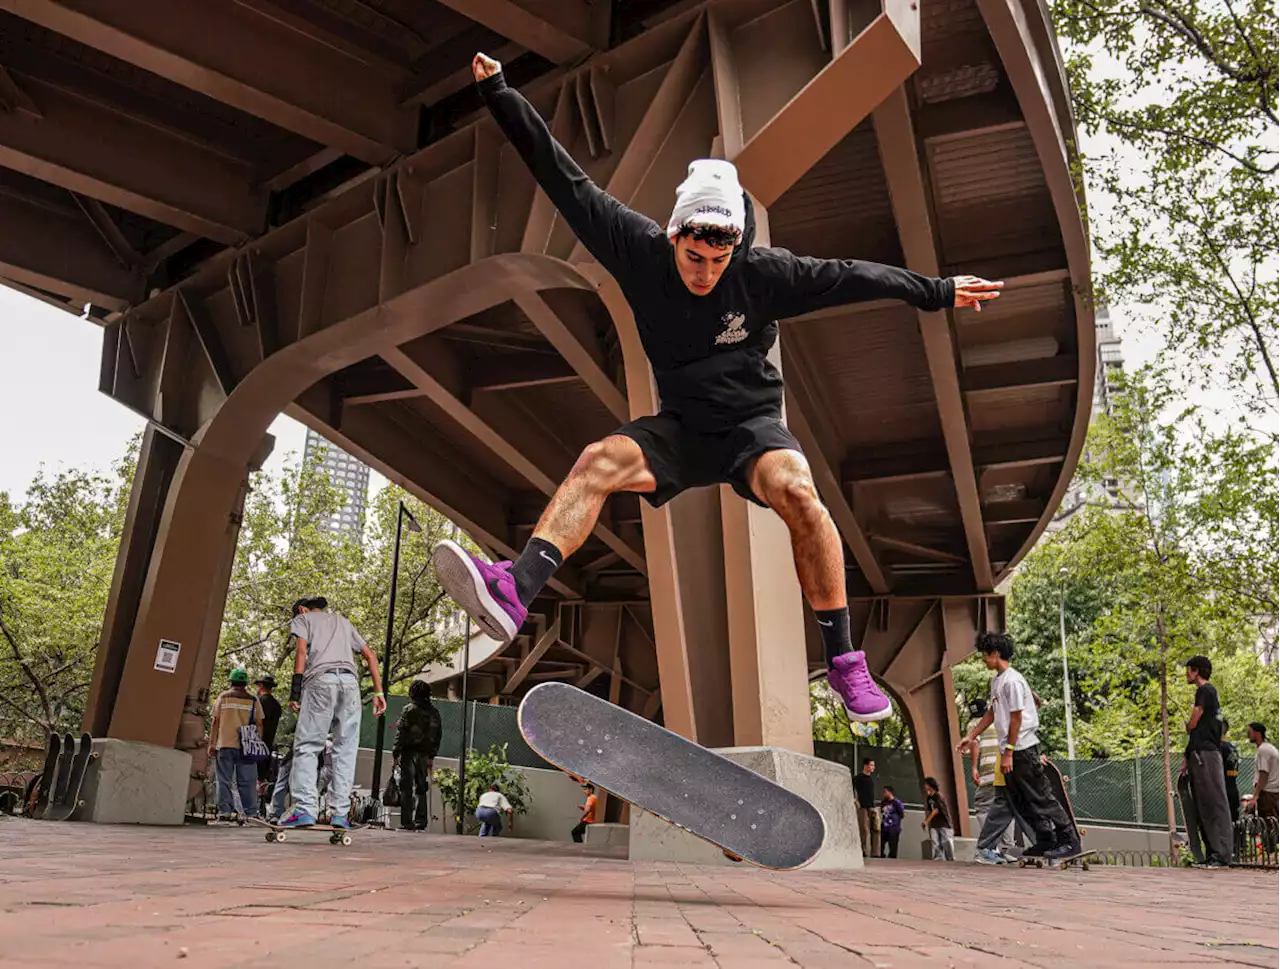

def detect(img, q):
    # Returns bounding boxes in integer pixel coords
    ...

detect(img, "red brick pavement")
[0,817,1274,968]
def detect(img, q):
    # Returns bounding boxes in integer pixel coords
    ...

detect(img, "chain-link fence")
[359,697,549,769]
[816,740,1263,831]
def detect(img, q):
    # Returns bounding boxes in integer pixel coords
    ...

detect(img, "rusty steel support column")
[588,267,733,747]
[100,440,269,747]
[858,595,1005,839]
[84,424,183,737]
[179,436,273,794]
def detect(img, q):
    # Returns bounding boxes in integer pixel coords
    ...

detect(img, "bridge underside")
[0,0,1092,828]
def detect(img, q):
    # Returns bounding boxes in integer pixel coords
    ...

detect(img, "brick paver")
[0,817,1274,968]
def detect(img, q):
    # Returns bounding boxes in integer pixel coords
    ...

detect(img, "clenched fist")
[473,52,501,83]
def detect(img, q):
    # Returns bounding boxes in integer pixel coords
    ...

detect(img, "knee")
[765,473,826,529]
[571,437,640,494]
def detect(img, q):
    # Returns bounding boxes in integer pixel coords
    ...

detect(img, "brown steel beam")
[873,85,994,591]
[0,70,263,243]
[730,0,920,207]
[515,292,628,422]
[0,0,415,163]
[383,343,646,575]
[845,436,1067,483]
[962,354,1078,396]
[0,187,141,308]
[71,193,142,271]
[470,354,579,393]
[431,0,602,65]
[870,534,967,564]
[503,615,560,693]
[981,499,1042,525]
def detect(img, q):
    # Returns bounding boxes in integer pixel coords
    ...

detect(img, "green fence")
[815,740,1259,830]
[358,696,550,770]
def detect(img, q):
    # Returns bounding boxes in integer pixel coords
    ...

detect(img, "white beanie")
[667,159,745,240]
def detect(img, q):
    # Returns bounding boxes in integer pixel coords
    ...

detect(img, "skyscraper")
[303,428,370,539]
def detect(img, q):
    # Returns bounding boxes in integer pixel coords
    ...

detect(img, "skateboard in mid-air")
[517,681,827,870]
[44,733,97,821]
[246,817,362,845]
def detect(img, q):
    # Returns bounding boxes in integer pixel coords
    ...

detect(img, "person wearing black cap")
[254,673,283,799]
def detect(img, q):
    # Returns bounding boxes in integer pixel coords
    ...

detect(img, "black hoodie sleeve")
[478,72,660,274]
[750,248,956,319]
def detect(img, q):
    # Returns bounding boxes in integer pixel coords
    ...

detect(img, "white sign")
[154,639,181,673]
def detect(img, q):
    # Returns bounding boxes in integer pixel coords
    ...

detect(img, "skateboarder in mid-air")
[433,52,1003,723]
[958,632,1079,860]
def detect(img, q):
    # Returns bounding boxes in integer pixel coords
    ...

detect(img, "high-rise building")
[1051,303,1126,526]
[303,428,370,538]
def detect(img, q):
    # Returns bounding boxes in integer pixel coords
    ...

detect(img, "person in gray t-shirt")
[279,596,387,828]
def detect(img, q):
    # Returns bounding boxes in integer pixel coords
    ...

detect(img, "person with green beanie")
[209,667,265,821]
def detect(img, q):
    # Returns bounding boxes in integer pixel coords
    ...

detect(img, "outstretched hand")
[473,52,501,83]
[952,275,1003,312]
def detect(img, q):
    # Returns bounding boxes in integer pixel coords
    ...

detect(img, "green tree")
[432,743,533,834]
[1052,0,1278,415]
[0,443,136,742]
[216,452,467,698]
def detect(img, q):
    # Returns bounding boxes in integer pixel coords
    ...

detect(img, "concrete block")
[79,739,191,825]
[584,822,630,849]
[629,746,863,869]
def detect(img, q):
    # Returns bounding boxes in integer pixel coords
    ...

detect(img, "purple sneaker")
[433,539,527,645]
[828,650,893,722]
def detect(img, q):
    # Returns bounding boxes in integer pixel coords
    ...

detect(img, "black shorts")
[614,412,803,508]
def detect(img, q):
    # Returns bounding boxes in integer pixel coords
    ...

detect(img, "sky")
[0,286,311,498]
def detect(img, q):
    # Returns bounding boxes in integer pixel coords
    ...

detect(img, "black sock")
[815,607,853,667]
[511,537,563,606]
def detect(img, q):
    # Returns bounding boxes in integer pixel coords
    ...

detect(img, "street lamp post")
[1058,566,1076,762]
[456,618,471,835]
[371,501,420,821]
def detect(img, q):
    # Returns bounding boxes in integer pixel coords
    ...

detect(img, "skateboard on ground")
[1017,759,1092,870]
[30,732,61,818]
[49,732,75,814]
[517,682,827,870]
[246,817,363,845]
[45,733,96,821]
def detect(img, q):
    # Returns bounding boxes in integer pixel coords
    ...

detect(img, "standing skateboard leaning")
[434,52,1003,725]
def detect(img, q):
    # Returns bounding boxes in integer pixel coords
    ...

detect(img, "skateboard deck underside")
[518,682,825,870]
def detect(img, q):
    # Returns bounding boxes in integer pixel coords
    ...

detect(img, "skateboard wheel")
[341,835,353,846]
[1081,861,1090,871]
[1035,859,1043,868]
[274,831,286,843]
[265,832,274,843]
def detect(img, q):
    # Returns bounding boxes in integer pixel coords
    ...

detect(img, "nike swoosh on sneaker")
[487,576,516,609]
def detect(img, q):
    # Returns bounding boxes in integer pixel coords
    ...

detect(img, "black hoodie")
[479,72,955,433]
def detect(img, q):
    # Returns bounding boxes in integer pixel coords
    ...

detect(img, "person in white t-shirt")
[958,632,1076,859]
[476,784,514,837]
[1247,722,1278,850]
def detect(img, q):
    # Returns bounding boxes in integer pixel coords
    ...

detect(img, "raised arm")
[473,54,658,274]
[752,247,1001,320]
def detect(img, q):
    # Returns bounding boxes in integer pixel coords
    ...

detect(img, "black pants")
[1006,746,1074,849]
[880,830,900,858]
[398,751,432,830]
[571,821,588,843]
[1187,749,1234,864]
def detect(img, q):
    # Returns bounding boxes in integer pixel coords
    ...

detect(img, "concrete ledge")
[629,746,863,869]
[585,822,630,849]
[79,739,190,825]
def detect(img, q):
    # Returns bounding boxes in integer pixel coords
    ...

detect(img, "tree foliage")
[216,452,468,698]
[432,743,533,834]
[0,442,136,742]
[1006,366,1277,761]
[1052,0,1278,415]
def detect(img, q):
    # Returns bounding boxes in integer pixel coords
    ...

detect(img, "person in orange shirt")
[572,783,598,843]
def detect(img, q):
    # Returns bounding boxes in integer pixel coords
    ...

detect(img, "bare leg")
[748,448,845,611]
[533,435,656,557]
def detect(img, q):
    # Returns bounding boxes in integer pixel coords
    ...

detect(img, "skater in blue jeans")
[278,597,387,828]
